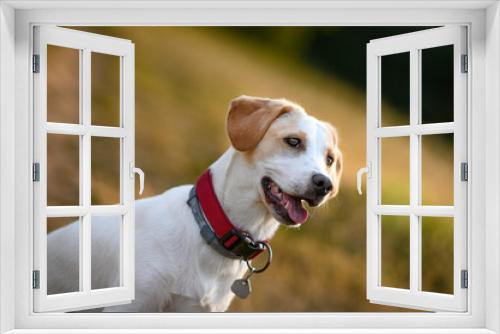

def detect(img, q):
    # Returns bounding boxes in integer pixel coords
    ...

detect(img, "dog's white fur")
[47,96,342,312]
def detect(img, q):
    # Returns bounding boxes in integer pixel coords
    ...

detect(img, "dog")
[47,95,343,312]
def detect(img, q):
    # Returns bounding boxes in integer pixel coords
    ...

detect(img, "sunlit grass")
[47,27,453,312]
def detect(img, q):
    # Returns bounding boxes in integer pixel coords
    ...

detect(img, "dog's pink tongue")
[283,193,308,225]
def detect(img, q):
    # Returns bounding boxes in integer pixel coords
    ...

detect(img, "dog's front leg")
[165,294,212,312]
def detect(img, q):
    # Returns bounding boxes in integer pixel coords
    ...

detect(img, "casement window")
[31,25,468,315]
[361,26,468,312]
[30,24,468,315]
[32,26,142,312]
[2,2,500,333]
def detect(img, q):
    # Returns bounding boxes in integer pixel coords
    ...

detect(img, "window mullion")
[81,48,92,294]
[121,48,135,293]
[119,55,125,287]
[409,49,421,293]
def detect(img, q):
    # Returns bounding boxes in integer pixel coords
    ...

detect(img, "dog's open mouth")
[261,177,308,226]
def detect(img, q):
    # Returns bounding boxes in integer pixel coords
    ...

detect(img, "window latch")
[130,162,145,195]
[356,162,371,195]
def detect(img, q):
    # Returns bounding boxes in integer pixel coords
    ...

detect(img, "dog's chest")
[196,257,247,311]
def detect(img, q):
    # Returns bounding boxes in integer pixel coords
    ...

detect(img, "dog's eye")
[326,155,334,166]
[284,137,301,148]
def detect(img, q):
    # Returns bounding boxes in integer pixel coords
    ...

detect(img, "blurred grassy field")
[46,27,454,312]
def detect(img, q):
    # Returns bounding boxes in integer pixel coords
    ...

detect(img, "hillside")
[47,27,454,312]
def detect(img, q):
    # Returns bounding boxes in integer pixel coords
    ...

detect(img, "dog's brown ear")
[227,95,291,151]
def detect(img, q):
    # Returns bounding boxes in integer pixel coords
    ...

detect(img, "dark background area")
[224,26,452,124]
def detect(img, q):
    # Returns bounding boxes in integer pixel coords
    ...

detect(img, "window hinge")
[461,54,468,73]
[461,162,468,182]
[32,270,40,289]
[461,269,468,289]
[32,55,40,73]
[32,162,40,182]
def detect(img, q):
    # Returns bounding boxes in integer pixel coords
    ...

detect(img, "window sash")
[32,26,136,312]
[366,26,468,312]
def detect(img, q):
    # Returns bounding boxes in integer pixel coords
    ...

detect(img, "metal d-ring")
[246,241,272,274]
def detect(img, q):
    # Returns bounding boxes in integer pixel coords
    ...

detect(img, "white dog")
[47,96,343,312]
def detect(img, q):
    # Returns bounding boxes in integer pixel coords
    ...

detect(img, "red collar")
[192,170,266,260]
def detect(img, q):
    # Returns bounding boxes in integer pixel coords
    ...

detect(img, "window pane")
[381,52,410,127]
[421,134,454,206]
[91,215,121,290]
[421,45,454,124]
[47,45,80,124]
[381,137,410,205]
[47,134,80,206]
[421,217,454,294]
[47,217,80,295]
[381,215,410,289]
[92,52,120,127]
[91,137,121,205]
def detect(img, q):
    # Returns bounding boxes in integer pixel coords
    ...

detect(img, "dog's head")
[227,95,343,226]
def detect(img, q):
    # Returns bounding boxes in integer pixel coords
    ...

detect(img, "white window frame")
[33,26,136,312]
[0,1,499,333]
[365,26,468,312]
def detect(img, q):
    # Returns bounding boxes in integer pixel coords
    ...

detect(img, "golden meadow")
[46,27,454,312]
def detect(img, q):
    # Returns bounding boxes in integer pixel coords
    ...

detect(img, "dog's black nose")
[312,173,333,196]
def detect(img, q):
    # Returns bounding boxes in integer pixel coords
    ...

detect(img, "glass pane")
[381,215,410,289]
[47,45,80,124]
[47,217,80,294]
[91,137,121,205]
[381,137,410,205]
[421,217,454,294]
[421,45,454,124]
[421,134,454,206]
[47,134,80,206]
[91,52,120,127]
[91,215,121,289]
[381,52,410,127]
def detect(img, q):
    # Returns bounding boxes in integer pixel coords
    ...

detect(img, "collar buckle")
[221,229,265,260]
[188,170,270,262]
